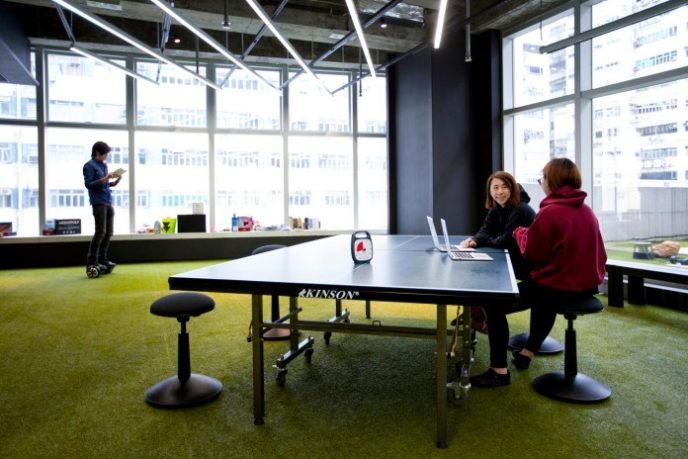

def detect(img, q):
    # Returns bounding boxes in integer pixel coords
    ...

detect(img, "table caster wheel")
[276,369,288,387]
[304,348,314,363]
[447,383,468,406]
[86,265,100,278]
[324,331,332,345]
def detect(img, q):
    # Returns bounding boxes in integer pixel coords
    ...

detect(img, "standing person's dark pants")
[483,280,597,368]
[87,204,114,265]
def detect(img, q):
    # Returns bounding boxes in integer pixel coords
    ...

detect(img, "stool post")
[564,315,577,383]
[178,316,191,385]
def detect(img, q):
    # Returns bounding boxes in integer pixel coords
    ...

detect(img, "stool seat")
[146,292,221,408]
[150,292,215,318]
[555,296,604,316]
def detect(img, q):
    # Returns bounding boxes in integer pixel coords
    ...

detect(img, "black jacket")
[472,186,535,279]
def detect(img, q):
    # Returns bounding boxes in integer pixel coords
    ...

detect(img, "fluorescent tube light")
[51,0,222,90]
[433,0,448,49]
[245,0,331,94]
[344,0,376,77]
[149,0,278,91]
[71,45,159,85]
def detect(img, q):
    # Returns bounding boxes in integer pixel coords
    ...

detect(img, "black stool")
[145,292,222,407]
[508,333,564,355]
[532,296,611,402]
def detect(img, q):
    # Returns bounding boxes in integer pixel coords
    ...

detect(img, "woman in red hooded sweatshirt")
[470,158,607,387]
[512,158,607,367]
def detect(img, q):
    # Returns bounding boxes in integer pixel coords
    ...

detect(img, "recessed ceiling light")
[329,32,345,40]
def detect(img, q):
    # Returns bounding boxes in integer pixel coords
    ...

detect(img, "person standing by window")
[83,141,120,271]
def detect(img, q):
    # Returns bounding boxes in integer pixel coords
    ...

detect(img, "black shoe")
[469,368,511,387]
[511,350,531,370]
[97,264,109,272]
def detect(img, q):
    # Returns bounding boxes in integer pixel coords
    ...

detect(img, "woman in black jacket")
[459,171,535,387]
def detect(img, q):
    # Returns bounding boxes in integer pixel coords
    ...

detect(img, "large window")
[134,131,209,229]
[0,55,36,120]
[45,128,129,235]
[357,137,388,230]
[288,136,354,229]
[357,76,387,134]
[0,49,388,236]
[510,11,575,107]
[214,134,283,230]
[216,68,281,130]
[0,125,38,235]
[289,73,350,132]
[47,53,126,124]
[504,0,688,242]
[136,62,207,127]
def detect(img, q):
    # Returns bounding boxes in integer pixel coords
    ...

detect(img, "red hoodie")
[513,186,607,292]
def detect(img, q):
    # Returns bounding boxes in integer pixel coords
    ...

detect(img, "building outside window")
[48,53,126,124]
[504,0,688,242]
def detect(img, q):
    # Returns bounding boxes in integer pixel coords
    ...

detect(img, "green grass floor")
[1,261,687,458]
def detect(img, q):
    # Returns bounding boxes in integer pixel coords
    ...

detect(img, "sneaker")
[469,368,511,387]
[511,350,531,370]
[100,260,117,269]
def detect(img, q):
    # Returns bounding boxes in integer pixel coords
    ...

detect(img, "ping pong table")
[168,234,519,448]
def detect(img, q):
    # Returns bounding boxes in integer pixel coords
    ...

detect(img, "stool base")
[508,333,564,355]
[532,371,611,403]
[145,373,222,407]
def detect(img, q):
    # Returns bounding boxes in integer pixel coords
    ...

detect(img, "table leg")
[252,294,265,425]
[436,304,448,448]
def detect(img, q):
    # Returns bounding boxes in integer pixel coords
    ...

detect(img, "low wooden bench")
[605,259,688,307]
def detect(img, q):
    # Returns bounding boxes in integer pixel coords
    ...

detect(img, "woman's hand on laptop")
[459,238,477,248]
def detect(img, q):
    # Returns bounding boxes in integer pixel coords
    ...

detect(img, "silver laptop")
[438,217,493,261]
[427,216,459,252]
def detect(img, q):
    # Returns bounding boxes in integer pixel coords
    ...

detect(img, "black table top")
[169,234,519,306]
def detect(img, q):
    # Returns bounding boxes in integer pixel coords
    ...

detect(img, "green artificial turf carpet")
[1,261,687,458]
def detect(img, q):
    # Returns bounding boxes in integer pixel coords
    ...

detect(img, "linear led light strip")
[70,45,160,84]
[344,0,376,77]
[149,0,278,91]
[245,0,331,94]
[51,0,222,90]
[434,0,448,49]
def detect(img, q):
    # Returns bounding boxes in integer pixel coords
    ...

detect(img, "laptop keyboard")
[448,251,475,260]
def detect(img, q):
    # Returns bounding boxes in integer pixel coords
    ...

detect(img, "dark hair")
[543,157,581,191]
[91,141,111,158]
[484,171,520,209]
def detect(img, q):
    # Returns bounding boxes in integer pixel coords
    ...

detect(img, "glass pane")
[214,134,284,230]
[216,68,281,129]
[288,136,353,229]
[45,128,129,235]
[135,131,209,230]
[136,61,207,127]
[591,0,673,28]
[592,78,688,241]
[0,53,36,120]
[47,53,126,124]
[357,76,387,134]
[592,5,688,88]
[289,73,350,132]
[357,137,388,230]
[511,11,575,107]
[0,125,39,236]
[513,103,576,205]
